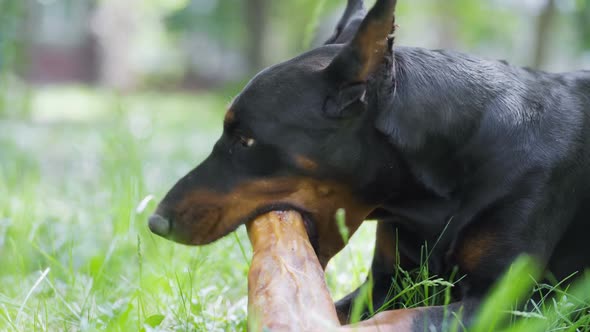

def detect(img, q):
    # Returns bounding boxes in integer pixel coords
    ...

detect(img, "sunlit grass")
[0,86,250,331]
[0,87,588,331]
[0,86,378,331]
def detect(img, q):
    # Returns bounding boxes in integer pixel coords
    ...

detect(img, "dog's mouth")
[243,203,320,256]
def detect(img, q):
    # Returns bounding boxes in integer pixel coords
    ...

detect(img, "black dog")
[149,0,590,329]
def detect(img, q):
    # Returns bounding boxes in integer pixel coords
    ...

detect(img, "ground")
[0,87,588,331]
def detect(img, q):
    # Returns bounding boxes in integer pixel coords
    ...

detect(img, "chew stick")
[247,211,340,332]
[247,211,416,332]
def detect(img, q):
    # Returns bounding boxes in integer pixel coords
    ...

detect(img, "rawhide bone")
[247,211,340,331]
[247,211,418,332]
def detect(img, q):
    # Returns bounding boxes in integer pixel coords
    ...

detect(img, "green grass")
[1,87,589,331]
[0,86,376,331]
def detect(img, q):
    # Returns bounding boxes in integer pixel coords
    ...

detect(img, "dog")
[148,0,590,329]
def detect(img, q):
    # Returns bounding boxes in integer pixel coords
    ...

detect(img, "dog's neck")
[370,46,520,198]
[377,46,509,151]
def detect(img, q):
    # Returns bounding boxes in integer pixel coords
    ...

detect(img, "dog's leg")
[345,299,479,332]
[335,221,418,323]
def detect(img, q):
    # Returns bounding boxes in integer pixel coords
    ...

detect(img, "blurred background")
[1,0,589,103]
[0,0,589,331]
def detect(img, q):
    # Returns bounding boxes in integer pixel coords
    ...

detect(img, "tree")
[575,0,590,51]
[0,0,28,117]
[532,0,557,69]
[245,0,270,73]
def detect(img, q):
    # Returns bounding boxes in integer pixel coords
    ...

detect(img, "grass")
[0,87,589,331]
[0,86,376,331]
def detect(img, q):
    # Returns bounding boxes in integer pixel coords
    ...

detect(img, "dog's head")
[149,0,402,267]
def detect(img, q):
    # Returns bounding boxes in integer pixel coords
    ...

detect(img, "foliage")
[575,0,590,50]
[164,0,345,57]
[0,0,25,72]
[0,0,29,117]
[165,0,244,48]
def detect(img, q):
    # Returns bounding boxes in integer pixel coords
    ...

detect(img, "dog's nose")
[148,214,171,237]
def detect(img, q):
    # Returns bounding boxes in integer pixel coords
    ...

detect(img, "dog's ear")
[325,0,397,83]
[322,82,366,118]
[324,0,366,45]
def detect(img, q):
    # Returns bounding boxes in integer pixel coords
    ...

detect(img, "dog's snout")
[148,214,171,237]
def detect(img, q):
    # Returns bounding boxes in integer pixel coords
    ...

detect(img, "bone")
[247,211,340,332]
[246,211,414,332]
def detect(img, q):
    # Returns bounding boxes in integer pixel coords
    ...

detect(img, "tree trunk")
[533,0,557,69]
[435,0,459,49]
[245,0,269,73]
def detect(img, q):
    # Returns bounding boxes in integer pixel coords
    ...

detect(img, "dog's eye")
[239,136,255,148]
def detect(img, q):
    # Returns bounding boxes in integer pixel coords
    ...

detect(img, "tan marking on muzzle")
[166,177,375,267]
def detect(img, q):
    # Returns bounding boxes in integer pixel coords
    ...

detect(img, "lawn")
[0,87,588,331]
[0,87,375,331]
